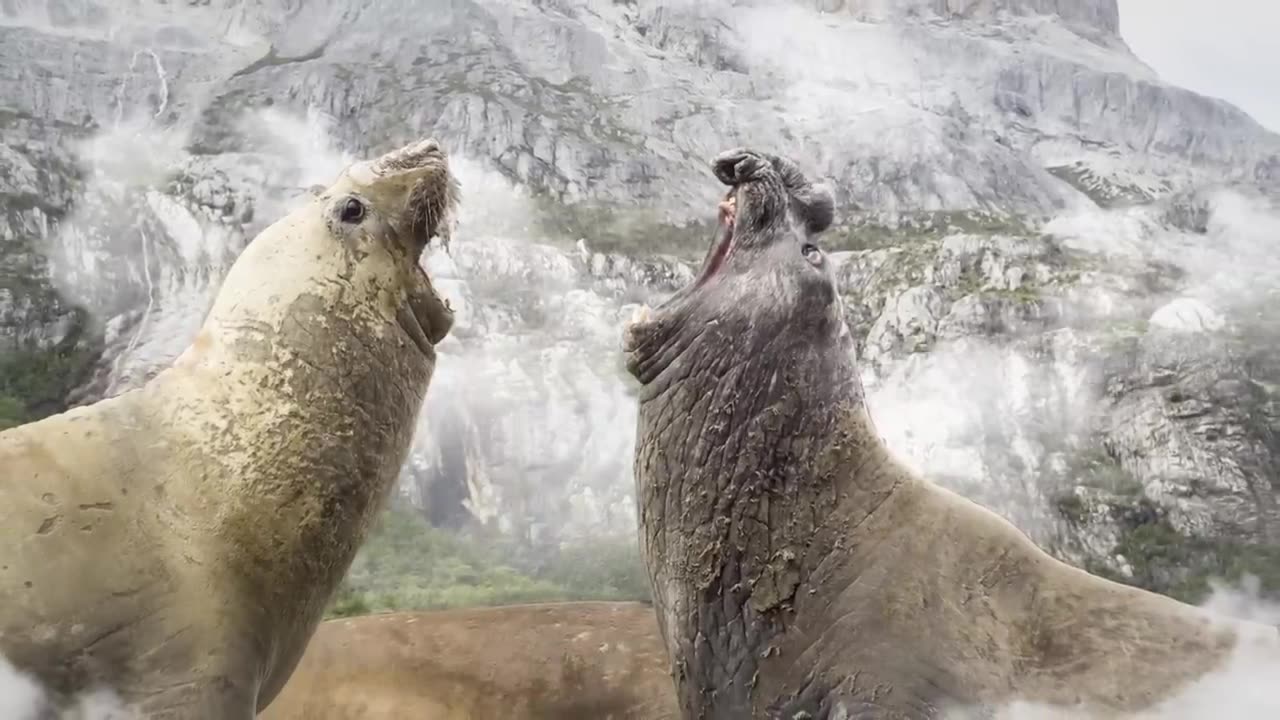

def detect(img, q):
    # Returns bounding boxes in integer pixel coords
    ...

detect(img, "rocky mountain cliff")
[2,0,1278,603]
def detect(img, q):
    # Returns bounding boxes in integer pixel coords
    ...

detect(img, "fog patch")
[1046,187,1280,308]
[243,107,355,197]
[864,330,1100,546]
[0,655,135,720]
[727,0,924,141]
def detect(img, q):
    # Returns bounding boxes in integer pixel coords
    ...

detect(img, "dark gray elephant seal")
[623,148,1280,719]
[0,138,460,718]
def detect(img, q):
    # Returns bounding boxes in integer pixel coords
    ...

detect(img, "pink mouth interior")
[694,198,736,288]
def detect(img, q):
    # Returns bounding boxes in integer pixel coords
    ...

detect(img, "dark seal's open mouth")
[622,148,836,384]
[694,193,739,289]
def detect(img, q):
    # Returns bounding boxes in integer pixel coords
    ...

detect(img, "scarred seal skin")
[624,148,1280,719]
[257,602,679,720]
[0,138,460,718]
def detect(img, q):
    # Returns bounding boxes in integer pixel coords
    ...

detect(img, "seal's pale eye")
[802,243,823,267]
[340,197,365,224]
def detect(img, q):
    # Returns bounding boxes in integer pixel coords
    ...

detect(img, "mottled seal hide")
[0,139,460,718]
[257,602,679,720]
[623,148,1280,719]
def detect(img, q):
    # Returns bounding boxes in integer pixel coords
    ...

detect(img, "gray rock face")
[2,0,1279,599]
[814,0,1120,39]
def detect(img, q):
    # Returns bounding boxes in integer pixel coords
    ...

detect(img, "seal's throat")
[694,196,738,289]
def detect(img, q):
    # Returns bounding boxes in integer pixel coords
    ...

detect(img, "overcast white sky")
[1119,0,1280,132]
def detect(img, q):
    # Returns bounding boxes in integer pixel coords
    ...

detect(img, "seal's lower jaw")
[398,265,454,359]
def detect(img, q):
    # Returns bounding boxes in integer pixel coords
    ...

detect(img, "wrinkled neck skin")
[629,150,899,719]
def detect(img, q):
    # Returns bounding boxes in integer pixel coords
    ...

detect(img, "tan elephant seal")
[0,138,460,718]
[623,148,1280,719]
[256,602,679,720]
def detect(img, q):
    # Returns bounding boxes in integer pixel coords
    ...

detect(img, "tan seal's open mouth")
[355,138,460,356]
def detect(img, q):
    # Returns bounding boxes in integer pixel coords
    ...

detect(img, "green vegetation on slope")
[326,503,651,619]
[826,211,1037,252]
[530,196,713,258]
[521,199,1049,266]
[1055,443,1280,605]
[1080,508,1280,605]
[0,393,25,430]
[0,316,100,430]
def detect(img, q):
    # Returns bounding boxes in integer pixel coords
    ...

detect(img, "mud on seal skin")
[625,147,1278,720]
[0,138,461,718]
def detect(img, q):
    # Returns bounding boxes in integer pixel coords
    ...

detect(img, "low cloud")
[1119,0,1280,132]
[0,655,133,720]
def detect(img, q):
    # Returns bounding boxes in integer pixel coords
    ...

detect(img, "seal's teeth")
[718,196,737,225]
[631,304,654,326]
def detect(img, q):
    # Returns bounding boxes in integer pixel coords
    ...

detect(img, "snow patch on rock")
[1149,298,1226,334]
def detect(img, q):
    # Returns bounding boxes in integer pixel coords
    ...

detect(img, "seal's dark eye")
[340,197,365,224]
[802,243,822,266]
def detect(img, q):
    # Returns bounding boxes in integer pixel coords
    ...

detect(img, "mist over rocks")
[0,0,1278,612]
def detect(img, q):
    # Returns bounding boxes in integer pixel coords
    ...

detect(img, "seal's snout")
[353,138,461,257]
[396,140,457,254]
[712,148,774,187]
[371,138,445,175]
